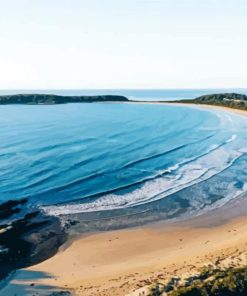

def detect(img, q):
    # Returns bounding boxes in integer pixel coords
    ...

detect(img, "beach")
[3,193,247,296]
[1,104,247,296]
[2,0,247,293]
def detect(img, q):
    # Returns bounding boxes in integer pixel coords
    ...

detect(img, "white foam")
[42,105,247,217]
[190,182,247,219]
[227,134,237,143]
[239,148,247,153]
[43,145,243,216]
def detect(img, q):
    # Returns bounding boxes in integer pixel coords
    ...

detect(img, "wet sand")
[5,195,247,296]
[1,104,247,296]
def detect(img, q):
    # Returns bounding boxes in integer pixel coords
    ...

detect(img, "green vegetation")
[178,93,247,110]
[148,267,247,296]
[0,94,129,105]
[1,93,247,110]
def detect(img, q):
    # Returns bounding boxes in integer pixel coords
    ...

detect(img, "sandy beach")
[192,103,247,117]
[2,0,247,293]
[2,104,247,296]
[7,196,247,296]
[128,100,247,117]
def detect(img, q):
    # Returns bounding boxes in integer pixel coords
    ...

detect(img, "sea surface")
[1,99,247,225]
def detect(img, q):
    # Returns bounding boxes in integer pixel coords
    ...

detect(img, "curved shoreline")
[4,194,247,296]
[123,100,247,117]
[41,102,247,223]
[1,103,247,296]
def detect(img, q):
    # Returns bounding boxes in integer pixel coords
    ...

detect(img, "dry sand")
[193,103,247,117]
[6,104,247,296]
[23,208,247,296]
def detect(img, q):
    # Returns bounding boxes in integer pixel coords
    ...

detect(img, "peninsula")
[1,93,247,112]
[174,92,247,110]
[0,94,129,105]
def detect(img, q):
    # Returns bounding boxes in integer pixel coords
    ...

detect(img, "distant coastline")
[170,92,247,111]
[1,92,247,296]
[0,92,247,112]
[0,94,128,105]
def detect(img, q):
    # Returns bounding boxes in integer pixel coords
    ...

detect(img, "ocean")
[1,91,247,225]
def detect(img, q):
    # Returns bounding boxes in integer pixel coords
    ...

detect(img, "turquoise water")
[1,103,247,221]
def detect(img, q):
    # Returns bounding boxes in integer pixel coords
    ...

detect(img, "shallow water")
[0,103,247,223]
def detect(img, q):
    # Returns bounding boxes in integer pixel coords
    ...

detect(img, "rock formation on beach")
[0,198,66,281]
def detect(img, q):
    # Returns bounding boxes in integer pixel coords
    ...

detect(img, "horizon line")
[0,87,247,91]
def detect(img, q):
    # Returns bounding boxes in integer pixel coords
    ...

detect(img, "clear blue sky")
[0,0,246,89]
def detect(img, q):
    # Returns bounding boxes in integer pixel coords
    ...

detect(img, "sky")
[0,0,246,89]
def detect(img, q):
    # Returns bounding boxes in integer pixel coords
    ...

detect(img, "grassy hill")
[178,93,247,110]
[0,94,129,105]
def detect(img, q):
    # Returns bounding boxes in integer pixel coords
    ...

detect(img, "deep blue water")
[0,102,247,220]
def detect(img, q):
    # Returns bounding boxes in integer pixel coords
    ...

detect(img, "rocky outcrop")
[0,198,66,280]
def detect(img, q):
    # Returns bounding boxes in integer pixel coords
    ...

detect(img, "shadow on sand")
[0,269,71,296]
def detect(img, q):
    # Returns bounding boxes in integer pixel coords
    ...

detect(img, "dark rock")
[0,198,67,281]
[49,292,71,296]
[0,198,28,220]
